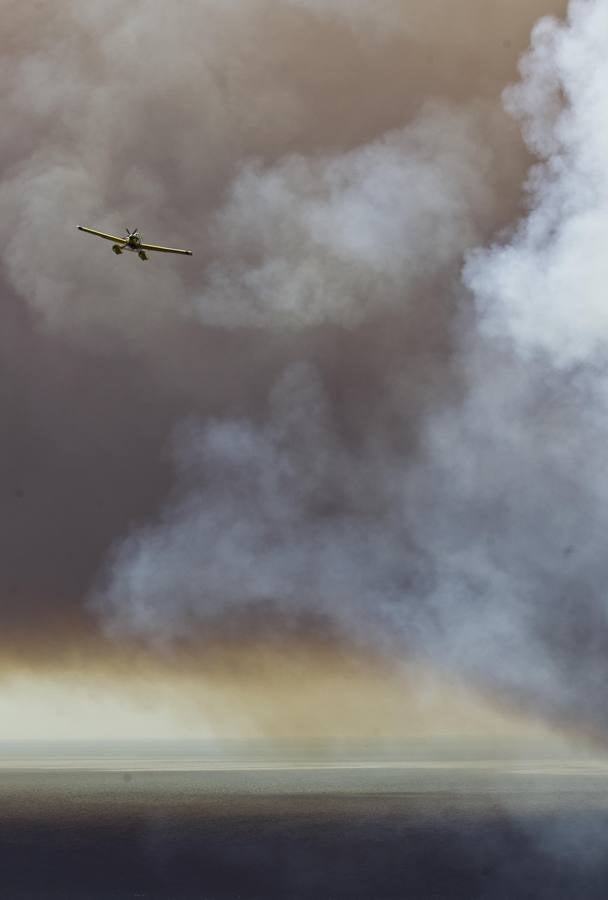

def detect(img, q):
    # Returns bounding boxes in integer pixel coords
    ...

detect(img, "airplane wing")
[139,242,193,256]
[77,226,126,243]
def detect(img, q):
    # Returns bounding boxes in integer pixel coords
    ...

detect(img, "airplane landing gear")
[112,244,123,255]
[138,250,148,261]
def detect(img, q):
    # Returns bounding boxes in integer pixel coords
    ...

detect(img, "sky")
[2,654,556,742]
[9,0,608,744]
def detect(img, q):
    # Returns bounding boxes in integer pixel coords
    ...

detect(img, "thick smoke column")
[92,0,608,734]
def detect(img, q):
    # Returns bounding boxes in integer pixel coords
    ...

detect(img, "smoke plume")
[11,0,605,738]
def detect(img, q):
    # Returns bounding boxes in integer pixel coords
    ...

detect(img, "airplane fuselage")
[111,231,148,259]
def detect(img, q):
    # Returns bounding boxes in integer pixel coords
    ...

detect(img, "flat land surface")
[2,742,608,899]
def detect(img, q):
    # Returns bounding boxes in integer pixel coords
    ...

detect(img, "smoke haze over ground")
[12,0,608,742]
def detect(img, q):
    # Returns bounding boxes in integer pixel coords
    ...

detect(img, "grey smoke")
[200,105,495,328]
[92,0,608,734]
[3,0,590,737]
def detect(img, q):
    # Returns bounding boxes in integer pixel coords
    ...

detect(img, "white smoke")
[467,0,608,366]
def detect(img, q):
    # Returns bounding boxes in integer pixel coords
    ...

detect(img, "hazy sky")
[13,0,608,743]
[2,656,559,742]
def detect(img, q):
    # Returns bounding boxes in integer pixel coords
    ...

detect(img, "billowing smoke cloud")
[94,0,608,736]
[468,0,608,365]
[5,0,591,736]
[200,106,494,328]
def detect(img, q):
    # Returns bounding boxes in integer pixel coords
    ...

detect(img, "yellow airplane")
[77,226,193,261]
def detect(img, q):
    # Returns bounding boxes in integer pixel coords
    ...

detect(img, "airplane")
[77,226,193,260]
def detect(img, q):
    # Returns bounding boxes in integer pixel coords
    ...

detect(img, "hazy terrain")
[1,741,608,899]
